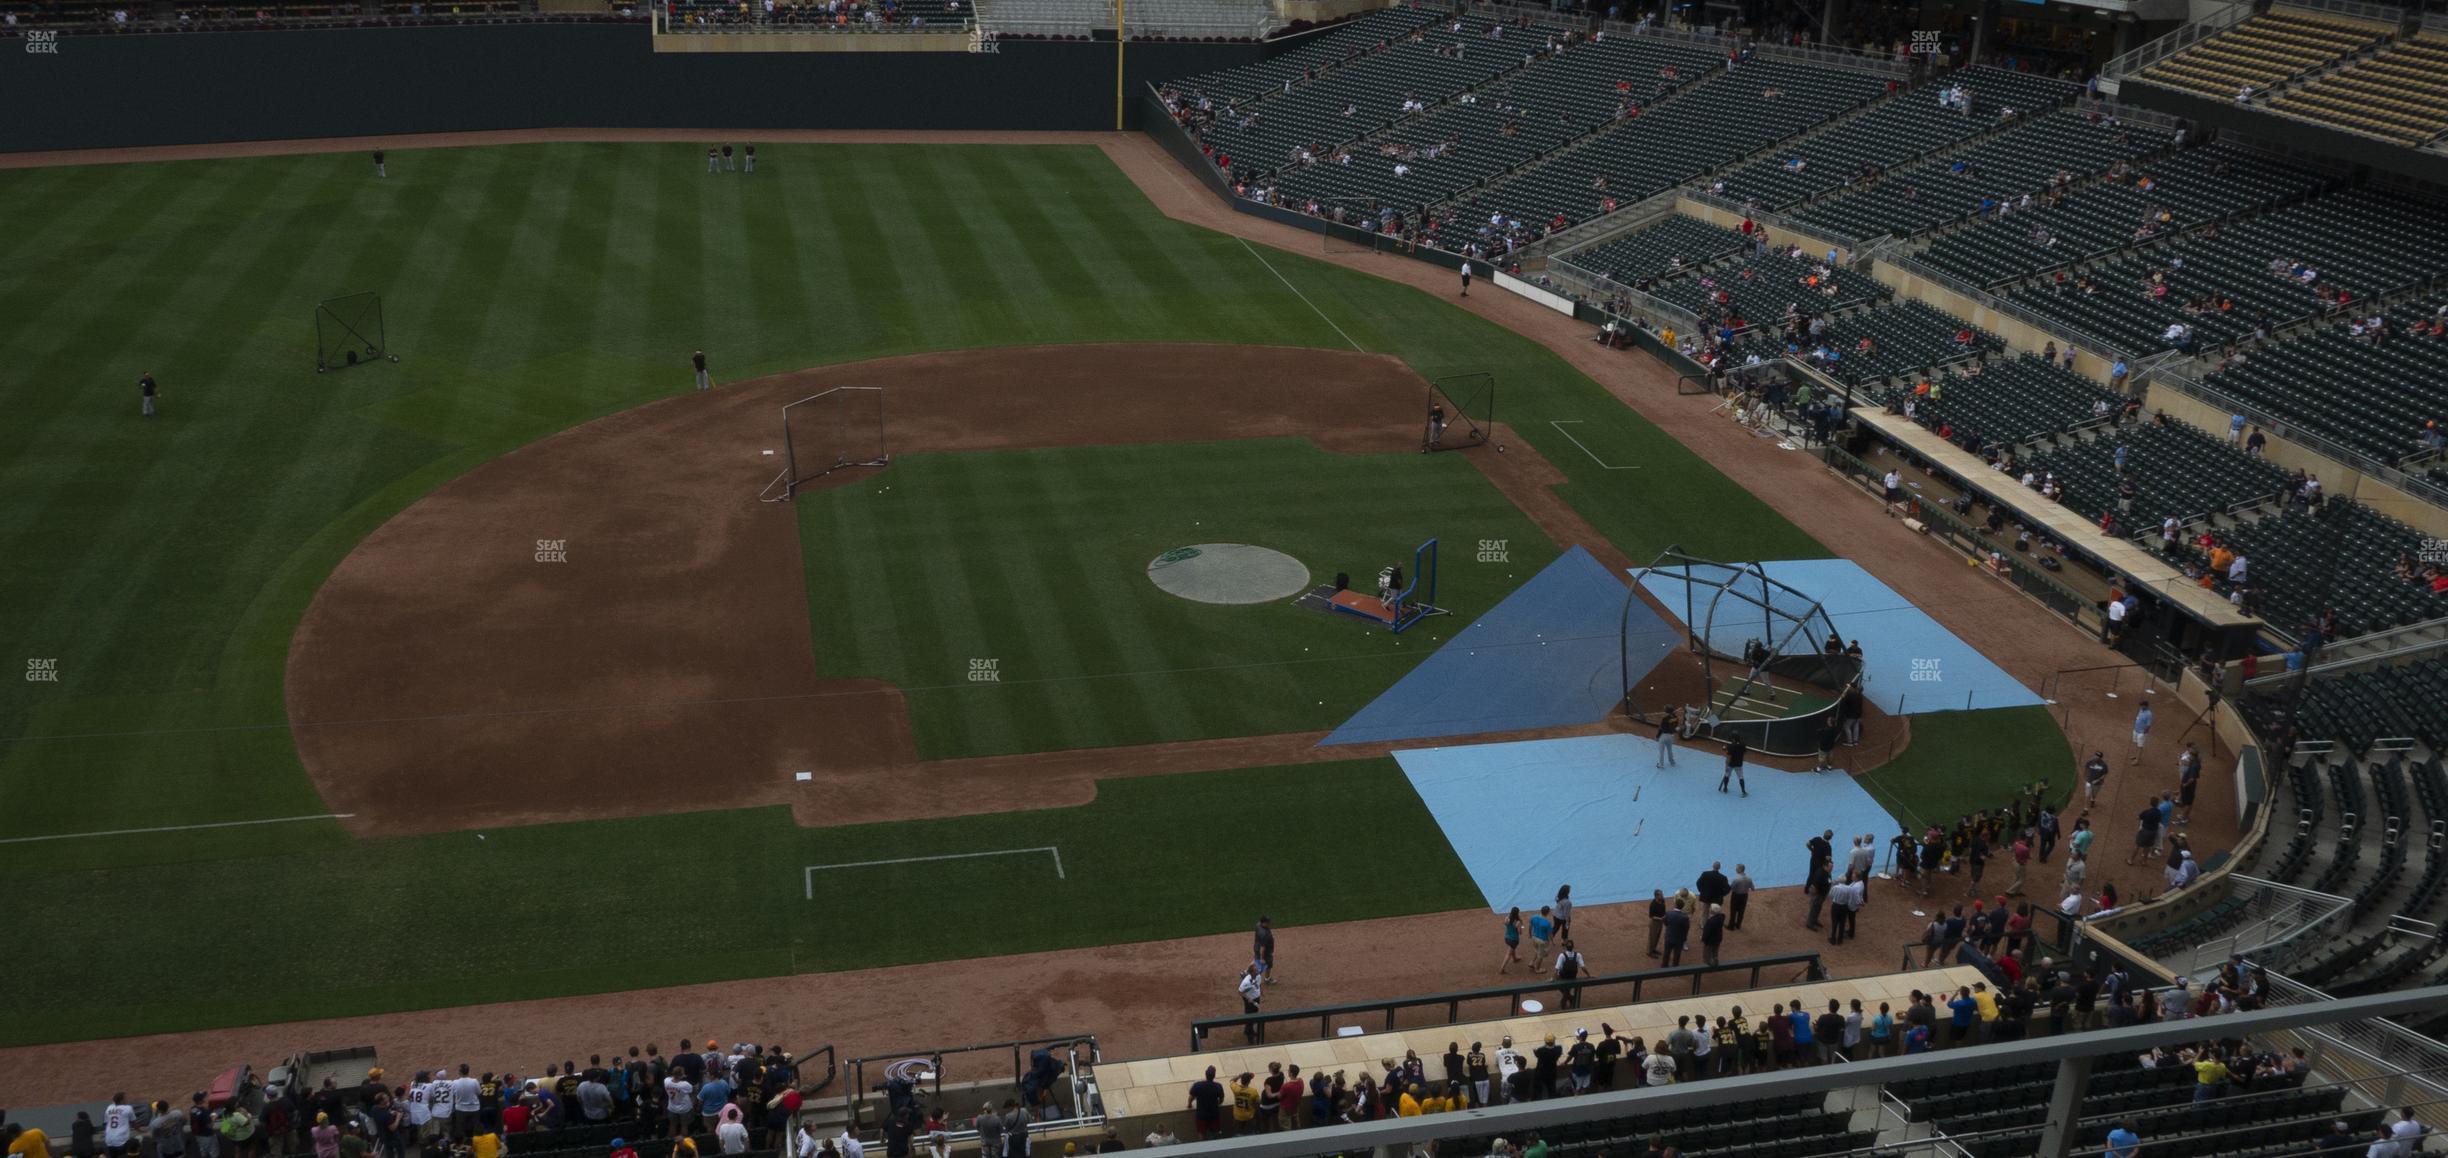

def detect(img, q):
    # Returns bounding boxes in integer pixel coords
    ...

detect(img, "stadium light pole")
[1114,0,1125,130]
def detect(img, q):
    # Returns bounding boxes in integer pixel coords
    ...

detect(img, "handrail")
[1885,252,2140,368]
[2099,0,2252,83]
[2146,367,2448,509]
[1188,952,1826,1050]
[1526,187,1685,263]
[2272,0,2413,28]
[16,8,639,34]
[1545,257,1704,334]
[799,1044,841,1096]
[1681,188,1872,254]
[658,13,974,31]
[845,1035,1098,1131]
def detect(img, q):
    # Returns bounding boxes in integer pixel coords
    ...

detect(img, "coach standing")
[1459,261,1474,297]
[693,350,711,392]
[374,149,386,178]
[139,371,160,417]
[1236,964,1264,1042]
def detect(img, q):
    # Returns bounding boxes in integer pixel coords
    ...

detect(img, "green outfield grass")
[0,758,1473,1048]
[799,440,1560,759]
[0,141,1818,854]
[0,139,1889,1044]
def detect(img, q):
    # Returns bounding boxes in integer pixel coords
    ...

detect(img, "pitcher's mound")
[1147,544,1310,605]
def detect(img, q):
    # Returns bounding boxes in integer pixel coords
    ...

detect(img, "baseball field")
[0,139,2071,1050]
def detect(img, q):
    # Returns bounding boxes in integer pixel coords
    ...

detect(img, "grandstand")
[1997,188,2448,359]
[1713,65,2082,213]
[2201,294,2448,466]
[1913,143,2334,291]
[2130,6,2395,103]
[1790,109,2172,245]
[22,2,2448,1155]
[2265,31,2448,144]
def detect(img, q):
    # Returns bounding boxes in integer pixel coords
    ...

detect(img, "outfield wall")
[0,25,1260,153]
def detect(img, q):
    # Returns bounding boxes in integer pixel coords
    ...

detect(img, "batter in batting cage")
[1422,371,1495,453]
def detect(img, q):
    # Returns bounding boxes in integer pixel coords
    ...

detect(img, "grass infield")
[799,440,1560,759]
[0,140,1943,1046]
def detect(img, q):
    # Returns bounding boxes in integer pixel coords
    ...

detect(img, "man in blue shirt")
[696,1074,733,1133]
[2104,1121,2141,1158]
[1947,987,1979,1048]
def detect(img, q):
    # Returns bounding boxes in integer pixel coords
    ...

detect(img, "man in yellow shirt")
[1396,1085,1425,1117]
[6,1124,54,1158]
[1229,1073,1260,1133]
[2192,1052,2229,1103]
[1972,982,2001,1043]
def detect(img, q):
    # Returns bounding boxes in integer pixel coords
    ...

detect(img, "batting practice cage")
[759,385,891,502]
[315,292,398,372]
[1623,549,1863,757]
[1423,371,1494,452]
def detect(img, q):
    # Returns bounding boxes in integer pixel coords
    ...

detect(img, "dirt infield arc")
[286,343,1625,838]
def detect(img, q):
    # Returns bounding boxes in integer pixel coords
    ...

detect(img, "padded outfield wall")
[0,24,1260,152]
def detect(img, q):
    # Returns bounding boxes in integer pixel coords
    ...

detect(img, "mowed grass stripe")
[0,156,308,566]
[0,162,200,352]
[153,157,423,688]
[7,156,358,705]
[1038,148,1232,340]
[885,148,1031,343]
[965,451,1111,749]
[955,149,1135,340]
[734,146,816,367]
[816,149,921,354]
[1006,448,1172,749]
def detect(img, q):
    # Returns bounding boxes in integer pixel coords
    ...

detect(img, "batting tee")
[1624,548,1863,758]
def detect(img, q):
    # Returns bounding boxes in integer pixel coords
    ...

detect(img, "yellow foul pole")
[1114,0,1126,130]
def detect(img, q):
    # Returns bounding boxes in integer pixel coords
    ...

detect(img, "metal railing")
[801,1044,841,1097]
[8,6,636,34]
[2098,0,2253,83]
[2274,0,2414,27]
[1885,254,2130,368]
[1680,188,1873,254]
[2258,971,2448,1115]
[1188,952,1827,1050]
[844,1035,1099,1132]
[2146,874,2355,978]
[1135,987,2448,1158]
[657,13,977,31]
[1544,257,1704,334]
[1523,187,1684,263]
[2145,367,2448,509]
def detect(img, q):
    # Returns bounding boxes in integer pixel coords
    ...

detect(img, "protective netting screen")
[1624,549,1861,757]
[760,386,890,502]
[1425,372,1493,452]
[315,292,391,372]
